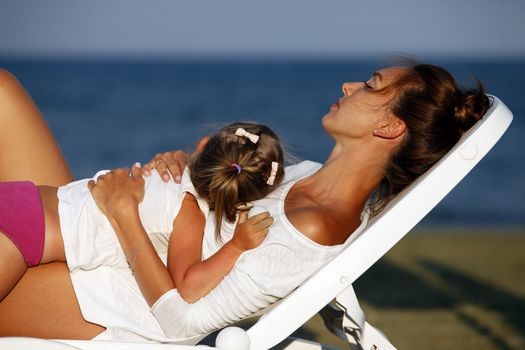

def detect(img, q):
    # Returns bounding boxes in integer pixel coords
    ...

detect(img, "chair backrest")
[246,95,513,350]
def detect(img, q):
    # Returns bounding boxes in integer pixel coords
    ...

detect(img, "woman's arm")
[88,165,175,305]
[167,195,272,303]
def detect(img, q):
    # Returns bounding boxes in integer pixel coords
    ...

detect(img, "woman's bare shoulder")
[286,206,350,246]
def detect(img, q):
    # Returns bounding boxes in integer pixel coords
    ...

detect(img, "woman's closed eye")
[363,81,373,89]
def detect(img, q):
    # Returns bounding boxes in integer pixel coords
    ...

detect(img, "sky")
[1,0,525,59]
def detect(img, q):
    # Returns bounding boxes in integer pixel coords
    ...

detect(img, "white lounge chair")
[0,95,513,350]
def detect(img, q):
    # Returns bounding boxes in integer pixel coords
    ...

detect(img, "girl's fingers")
[253,228,270,244]
[252,217,274,231]
[236,202,254,212]
[238,210,249,224]
[247,212,271,224]
[194,137,210,155]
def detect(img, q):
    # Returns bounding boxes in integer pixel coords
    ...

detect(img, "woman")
[0,63,490,339]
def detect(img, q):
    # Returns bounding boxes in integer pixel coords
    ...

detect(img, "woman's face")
[322,67,406,140]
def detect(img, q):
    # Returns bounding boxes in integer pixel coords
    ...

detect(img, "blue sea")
[1,58,524,227]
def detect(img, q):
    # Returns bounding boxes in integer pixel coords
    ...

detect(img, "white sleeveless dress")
[57,161,368,342]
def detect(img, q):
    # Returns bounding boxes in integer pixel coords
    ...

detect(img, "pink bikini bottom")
[0,181,45,266]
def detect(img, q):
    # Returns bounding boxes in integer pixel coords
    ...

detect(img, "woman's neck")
[295,141,386,215]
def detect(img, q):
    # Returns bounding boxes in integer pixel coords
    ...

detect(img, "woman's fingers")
[156,155,172,182]
[142,153,166,178]
[142,138,207,181]
[109,168,129,176]
[141,162,154,177]
[87,166,145,219]
[131,162,142,179]
[167,151,186,183]
[142,151,190,183]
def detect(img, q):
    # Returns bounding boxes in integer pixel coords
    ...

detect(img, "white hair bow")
[266,161,279,185]
[235,128,259,144]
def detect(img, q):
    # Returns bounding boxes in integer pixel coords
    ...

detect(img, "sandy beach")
[289,229,525,350]
[233,229,525,349]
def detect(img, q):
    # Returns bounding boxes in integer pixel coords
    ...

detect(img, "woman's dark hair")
[189,122,285,239]
[369,63,492,215]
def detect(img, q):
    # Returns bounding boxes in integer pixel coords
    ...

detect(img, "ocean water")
[1,58,523,227]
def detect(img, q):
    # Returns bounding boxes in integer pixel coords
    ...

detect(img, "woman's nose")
[341,82,359,96]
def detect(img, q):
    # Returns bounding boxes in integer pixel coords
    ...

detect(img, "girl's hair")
[369,63,492,215]
[189,122,285,239]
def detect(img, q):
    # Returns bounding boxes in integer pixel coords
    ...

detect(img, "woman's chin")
[321,115,335,135]
[321,112,332,124]
[321,115,329,129]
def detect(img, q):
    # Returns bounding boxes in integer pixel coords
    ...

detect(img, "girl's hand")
[142,136,209,183]
[88,163,145,222]
[230,210,274,252]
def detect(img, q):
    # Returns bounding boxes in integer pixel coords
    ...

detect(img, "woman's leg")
[0,69,73,186]
[0,231,26,301]
[0,263,104,339]
[0,185,65,302]
[0,69,105,338]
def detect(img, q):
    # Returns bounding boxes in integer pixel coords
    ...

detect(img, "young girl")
[0,121,285,304]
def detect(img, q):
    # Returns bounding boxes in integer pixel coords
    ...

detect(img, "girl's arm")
[167,195,272,303]
[88,164,273,306]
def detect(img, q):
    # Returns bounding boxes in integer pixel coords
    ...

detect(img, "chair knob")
[216,327,251,350]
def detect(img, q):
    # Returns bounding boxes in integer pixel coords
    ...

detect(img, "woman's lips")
[331,100,340,109]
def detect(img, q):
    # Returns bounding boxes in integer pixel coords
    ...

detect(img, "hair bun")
[454,80,491,133]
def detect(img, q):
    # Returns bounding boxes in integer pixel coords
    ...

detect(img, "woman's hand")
[142,136,209,183]
[142,151,189,183]
[87,163,145,223]
[230,211,274,252]
[89,164,174,305]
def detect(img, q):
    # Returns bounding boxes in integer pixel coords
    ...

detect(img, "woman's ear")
[372,117,406,139]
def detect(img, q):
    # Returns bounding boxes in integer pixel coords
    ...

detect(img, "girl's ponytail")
[189,122,284,240]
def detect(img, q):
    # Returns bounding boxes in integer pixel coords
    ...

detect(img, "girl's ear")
[372,116,406,139]
[195,136,210,152]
